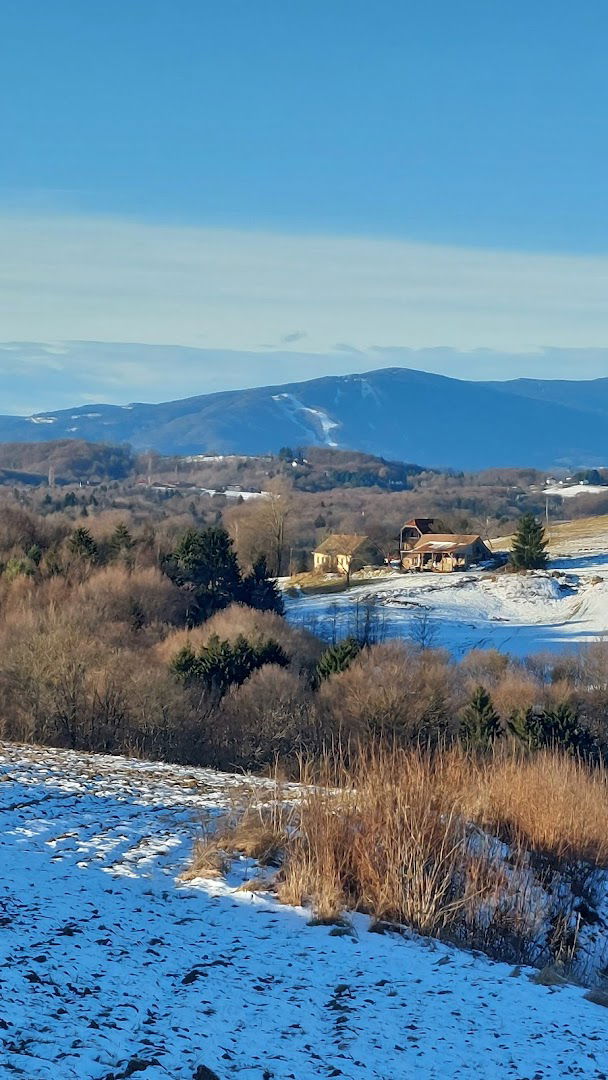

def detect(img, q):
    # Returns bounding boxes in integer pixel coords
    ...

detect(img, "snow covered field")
[2,743,608,1080]
[544,484,608,499]
[285,532,608,657]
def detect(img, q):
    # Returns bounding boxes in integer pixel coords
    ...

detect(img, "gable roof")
[412,533,491,554]
[402,518,436,532]
[314,533,372,556]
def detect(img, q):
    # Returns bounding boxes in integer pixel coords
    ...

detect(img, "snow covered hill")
[285,530,608,656]
[1,743,607,1080]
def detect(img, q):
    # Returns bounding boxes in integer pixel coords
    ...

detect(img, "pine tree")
[171,633,288,697]
[510,514,548,571]
[166,526,242,624]
[68,526,98,561]
[129,599,146,632]
[460,685,503,749]
[316,637,361,683]
[110,522,134,555]
[505,706,544,751]
[506,702,592,755]
[240,555,284,615]
[26,544,42,567]
[540,702,592,755]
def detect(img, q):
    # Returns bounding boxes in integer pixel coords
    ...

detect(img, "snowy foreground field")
[2,744,608,1080]
[285,529,608,656]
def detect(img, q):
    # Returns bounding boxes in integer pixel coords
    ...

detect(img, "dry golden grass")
[276,745,608,947]
[473,750,608,866]
[182,831,229,881]
[492,512,608,554]
[279,749,473,932]
[185,792,297,883]
[185,743,608,968]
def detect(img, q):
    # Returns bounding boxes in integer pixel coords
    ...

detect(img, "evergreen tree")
[506,706,544,751]
[129,599,146,632]
[240,555,284,614]
[171,633,288,697]
[110,521,134,555]
[26,544,42,567]
[460,685,503,749]
[316,637,361,683]
[68,526,98,562]
[540,702,593,755]
[510,514,548,570]
[507,702,592,755]
[166,526,242,624]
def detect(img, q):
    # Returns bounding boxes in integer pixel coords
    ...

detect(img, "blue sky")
[1,1,608,410]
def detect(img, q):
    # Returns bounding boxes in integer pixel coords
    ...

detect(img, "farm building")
[401,534,492,573]
[312,534,383,577]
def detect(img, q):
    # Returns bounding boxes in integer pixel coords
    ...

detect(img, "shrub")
[317,641,458,745]
[156,603,322,676]
[459,686,503,749]
[73,566,188,634]
[315,637,361,683]
[217,666,319,768]
[170,633,289,698]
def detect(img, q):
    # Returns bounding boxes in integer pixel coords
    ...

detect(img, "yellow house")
[313,534,382,577]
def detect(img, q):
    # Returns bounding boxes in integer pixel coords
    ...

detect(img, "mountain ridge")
[1,366,607,470]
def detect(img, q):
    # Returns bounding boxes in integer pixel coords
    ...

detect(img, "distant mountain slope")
[479,377,608,418]
[0,367,606,470]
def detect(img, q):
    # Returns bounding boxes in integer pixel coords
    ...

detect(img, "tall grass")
[272,745,608,966]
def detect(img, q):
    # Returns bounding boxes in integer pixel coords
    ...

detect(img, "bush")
[217,666,319,768]
[459,686,503,749]
[317,641,459,745]
[170,633,289,697]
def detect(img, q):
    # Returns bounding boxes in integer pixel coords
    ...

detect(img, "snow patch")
[545,484,608,498]
[272,392,340,446]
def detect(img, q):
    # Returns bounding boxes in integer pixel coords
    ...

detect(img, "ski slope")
[1,743,607,1080]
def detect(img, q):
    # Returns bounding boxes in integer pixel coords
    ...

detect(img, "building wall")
[313,552,335,571]
[402,549,477,572]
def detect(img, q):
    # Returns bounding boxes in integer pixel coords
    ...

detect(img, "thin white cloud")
[1,212,608,360]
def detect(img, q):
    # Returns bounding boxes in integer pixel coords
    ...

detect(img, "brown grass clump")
[278,749,471,933]
[475,750,608,866]
[271,744,608,961]
[185,798,295,884]
[182,831,230,881]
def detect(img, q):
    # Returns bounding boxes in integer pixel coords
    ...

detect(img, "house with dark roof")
[400,517,438,556]
[401,533,492,573]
